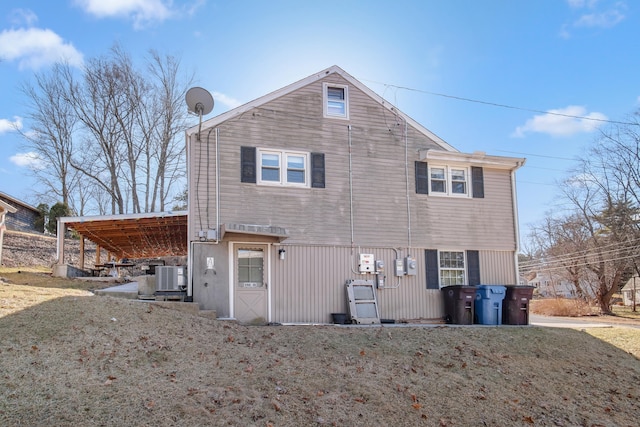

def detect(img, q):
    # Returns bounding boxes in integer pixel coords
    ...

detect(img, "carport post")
[56,219,66,266]
[79,237,85,269]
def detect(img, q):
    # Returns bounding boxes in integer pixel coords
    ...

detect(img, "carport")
[53,211,187,277]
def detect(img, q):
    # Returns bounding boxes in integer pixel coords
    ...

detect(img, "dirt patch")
[1,278,639,426]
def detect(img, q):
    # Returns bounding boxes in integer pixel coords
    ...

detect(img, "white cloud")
[0,28,83,70]
[512,106,607,138]
[10,152,45,170]
[566,0,599,8]
[562,0,626,37]
[9,8,38,26]
[212,92,243,110]
[74,0,173,29]
[574,8,625,28]
[0,117,23,134]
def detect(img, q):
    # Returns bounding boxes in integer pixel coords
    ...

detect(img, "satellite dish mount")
[186,87,214,141]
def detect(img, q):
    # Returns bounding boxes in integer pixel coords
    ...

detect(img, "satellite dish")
[186,87,214,141]
[186,87,214,116]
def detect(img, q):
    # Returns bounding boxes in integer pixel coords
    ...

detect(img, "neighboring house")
[0,199,18,265]
[523,271,595,298]
[0,192,41,233]
[185,65,525,324]
[621,276,640,307]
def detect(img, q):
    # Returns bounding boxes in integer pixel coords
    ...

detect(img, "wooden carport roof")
[58,211,188,260]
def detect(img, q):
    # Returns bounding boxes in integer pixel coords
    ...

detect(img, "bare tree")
[19,63,79,209]
[21,45,192,215]
[145,50,191,211]
[529,214,591,299]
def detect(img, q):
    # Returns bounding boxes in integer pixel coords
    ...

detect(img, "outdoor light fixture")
[278,248,286,260]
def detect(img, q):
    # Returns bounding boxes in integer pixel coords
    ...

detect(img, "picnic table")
[93,262,136,277]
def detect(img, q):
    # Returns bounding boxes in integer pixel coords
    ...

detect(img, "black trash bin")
[502,286,535,325]
[441,285,477,324]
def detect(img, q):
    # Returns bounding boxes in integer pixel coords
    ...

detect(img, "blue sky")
[1,0,638,241]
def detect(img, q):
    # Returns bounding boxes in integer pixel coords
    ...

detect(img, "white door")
[233,244,269,323]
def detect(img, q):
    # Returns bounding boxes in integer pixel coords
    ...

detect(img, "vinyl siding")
[268,245,514,323]
[413,168,517,250]
[270,245,443,323]
[187,72,521,321]
[189,74,516,248]
[480,250,517,285]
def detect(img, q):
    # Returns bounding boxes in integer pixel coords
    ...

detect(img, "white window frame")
[438,250,467,287]
[257,149,310,188]
[428,165,470,198]
[323,82,349,119]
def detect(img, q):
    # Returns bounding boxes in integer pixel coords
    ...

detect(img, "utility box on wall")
[358,253,375,273]
[404,255,417,276]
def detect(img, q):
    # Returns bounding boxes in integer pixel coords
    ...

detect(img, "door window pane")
[238,249,264,287]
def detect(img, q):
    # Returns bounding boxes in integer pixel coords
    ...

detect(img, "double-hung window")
[439,251,466,286]
[258,149,309,187]
[323,83,349,119]
[429,165,469,197]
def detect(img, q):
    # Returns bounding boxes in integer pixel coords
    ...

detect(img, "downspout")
[215,127,220,242]
[348,124,354,248]
[511,164,523,285]
[348,125,360,275]
[404,119,411,248]
[187,130,194,299]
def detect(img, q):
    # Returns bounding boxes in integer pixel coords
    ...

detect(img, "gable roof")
[622,276,640,292]
[0,192,38,213]
[187,65,457,152]
[0,199,17,214]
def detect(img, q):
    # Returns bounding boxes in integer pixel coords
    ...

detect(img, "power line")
[519,238,640,272]
[360,78,638,127]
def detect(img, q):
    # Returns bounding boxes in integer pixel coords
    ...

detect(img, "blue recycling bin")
[474,285,506,325]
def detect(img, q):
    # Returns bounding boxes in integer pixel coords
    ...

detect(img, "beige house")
[185,66,525,323]
[621,276,640,307]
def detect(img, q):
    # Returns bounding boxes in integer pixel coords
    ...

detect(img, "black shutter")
[240,146,256,183]
[415,161,429,194]
[471,166,484,198]
[311,152,325,188]
[425,249,439,289]
[466,250,480,286]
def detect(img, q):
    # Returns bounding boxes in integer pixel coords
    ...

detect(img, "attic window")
[323,83,349,119]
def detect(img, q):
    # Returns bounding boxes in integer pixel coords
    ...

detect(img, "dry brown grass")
[530,297,596,317]
[611,304,640,320]
[1,274,640,426]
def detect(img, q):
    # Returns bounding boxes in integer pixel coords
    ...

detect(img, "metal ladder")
[345,279,380,324]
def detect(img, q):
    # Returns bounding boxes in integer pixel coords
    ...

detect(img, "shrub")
[530,298,595,317]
